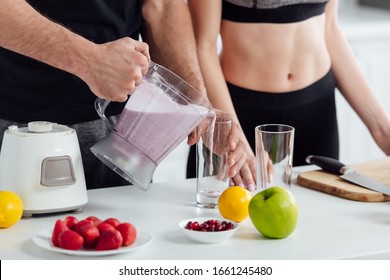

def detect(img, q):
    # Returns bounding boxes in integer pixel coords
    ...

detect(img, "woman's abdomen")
[220,15,331,93]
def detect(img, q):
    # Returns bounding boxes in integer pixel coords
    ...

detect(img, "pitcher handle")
[95,98,116,131]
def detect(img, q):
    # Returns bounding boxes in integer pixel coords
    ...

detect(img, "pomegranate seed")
[184,220,234,232]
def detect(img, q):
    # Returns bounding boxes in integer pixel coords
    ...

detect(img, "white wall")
[337,1,390,164]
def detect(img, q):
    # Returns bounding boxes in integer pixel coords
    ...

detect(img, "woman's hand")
[230,147,257,191]
[225,119,257,191]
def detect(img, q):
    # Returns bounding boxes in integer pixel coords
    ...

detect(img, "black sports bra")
[222,0,329,23]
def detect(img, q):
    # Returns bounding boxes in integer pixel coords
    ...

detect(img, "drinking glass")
[255,124,295,189]
[196,114,232,208]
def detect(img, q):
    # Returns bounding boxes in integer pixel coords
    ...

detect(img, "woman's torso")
[220,0,331,92]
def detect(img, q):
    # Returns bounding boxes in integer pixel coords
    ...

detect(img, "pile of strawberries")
[51,215,137,251]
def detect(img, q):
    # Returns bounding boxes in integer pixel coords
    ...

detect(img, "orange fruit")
[218,186,253,222]
[0,191,24,228]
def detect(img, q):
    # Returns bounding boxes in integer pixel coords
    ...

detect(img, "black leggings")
[187,69,339,178]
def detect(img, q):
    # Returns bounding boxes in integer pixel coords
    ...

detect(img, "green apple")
[248,186,298,239]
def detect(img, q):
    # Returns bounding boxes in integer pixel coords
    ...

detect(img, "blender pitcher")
[90,62,214,190]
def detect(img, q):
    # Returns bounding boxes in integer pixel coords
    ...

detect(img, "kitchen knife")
[305,155,390,196]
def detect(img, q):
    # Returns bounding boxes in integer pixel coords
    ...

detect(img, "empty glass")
[255,124,295,189]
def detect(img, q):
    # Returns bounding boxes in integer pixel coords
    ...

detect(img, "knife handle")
[305,155,346,175]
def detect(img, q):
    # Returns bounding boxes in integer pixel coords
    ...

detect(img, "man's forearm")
[0,0,151,102]
[142,0,206,95]
[0,0,95,78]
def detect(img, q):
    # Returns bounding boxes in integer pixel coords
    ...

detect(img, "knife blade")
[305,155,390,196]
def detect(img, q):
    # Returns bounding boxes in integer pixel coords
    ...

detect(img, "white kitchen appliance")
[0,121,88,217]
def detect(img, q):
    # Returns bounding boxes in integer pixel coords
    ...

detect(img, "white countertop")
[1,165,390,260]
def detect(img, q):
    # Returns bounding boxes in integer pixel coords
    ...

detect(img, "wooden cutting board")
[297,157,390,202]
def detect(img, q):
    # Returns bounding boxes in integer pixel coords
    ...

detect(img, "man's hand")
[80,37,150,102]
[0,1,150,103]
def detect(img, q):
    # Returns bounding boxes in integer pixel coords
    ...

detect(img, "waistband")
[222,2,327,23]
[227,69,336,110]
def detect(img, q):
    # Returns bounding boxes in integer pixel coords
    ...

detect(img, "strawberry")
[58,230,84,250]
[63,216,79,230]
[102,218,121,229]
[51,219,68,247]
[74,219,94,234]
[97,222,115,233]
[95,229,123,251]
[85,216,102,225]
[117,223,137,246]
[77,224,100,248]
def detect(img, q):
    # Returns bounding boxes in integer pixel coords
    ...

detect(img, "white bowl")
[179,217,239,244]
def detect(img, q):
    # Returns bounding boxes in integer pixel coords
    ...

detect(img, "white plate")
[33,228,153,257]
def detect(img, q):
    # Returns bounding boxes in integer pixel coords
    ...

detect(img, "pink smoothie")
[115,82,214,164]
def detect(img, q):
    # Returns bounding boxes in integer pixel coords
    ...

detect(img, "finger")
[187,130,198,146]
[249,157,257,183]
[227,140,245,169]
[231,173,244,188]
[134,41,150,61]
[239,163,256,191]
[140,57,150,75]
[134,75,143,87]
[267,157,273,183]
[113,91,129,102]
[128,67,145,92]
[227,123,241,150]
[228,149,247,178]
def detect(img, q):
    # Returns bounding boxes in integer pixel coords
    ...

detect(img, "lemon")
[218,186,253,222]
[0,191,24,228]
